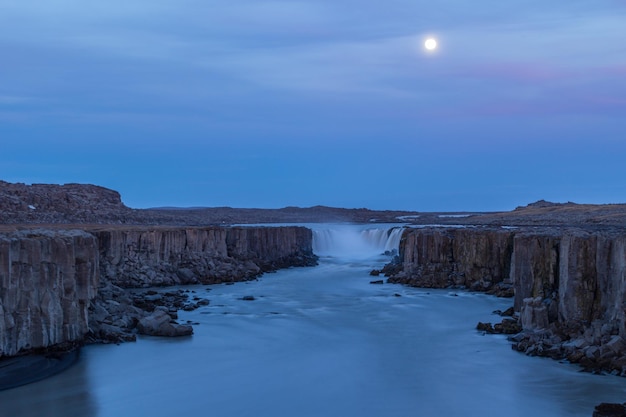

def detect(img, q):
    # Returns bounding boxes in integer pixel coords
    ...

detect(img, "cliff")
[387,227,626,374]
[387,228,515,294]
[0,226,317,357]
[0,230,98,357]
[95,226,316,288]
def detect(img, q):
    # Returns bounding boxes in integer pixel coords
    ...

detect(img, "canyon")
[1,181,626,393]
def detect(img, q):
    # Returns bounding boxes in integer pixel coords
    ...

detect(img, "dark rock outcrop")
[477,319,522,335]
[136,309,193,337]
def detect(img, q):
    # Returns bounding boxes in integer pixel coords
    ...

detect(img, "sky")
[1,0,625,211]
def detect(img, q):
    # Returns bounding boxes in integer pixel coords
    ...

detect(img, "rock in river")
[137,310,193,337]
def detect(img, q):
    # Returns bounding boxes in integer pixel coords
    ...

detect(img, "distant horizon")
[3,179,624,214]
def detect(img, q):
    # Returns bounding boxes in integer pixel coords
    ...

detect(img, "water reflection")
[0,356,97,417]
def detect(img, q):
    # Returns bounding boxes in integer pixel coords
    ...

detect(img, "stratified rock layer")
[387,227,626,374]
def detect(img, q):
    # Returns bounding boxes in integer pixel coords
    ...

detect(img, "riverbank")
[2,255,624,417]
[385,226,626,376]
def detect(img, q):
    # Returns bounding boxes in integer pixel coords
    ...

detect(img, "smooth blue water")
[1,225,625,417]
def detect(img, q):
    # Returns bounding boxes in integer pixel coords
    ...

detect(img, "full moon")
[425,38,437,50]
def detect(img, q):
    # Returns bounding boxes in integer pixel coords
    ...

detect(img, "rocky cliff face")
[387,227,626,374]
[0,226,317,357]
[0,230,98,357]
[95,226,316,288]
[388,228,515,295]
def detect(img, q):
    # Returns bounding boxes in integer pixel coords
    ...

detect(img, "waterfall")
[312,225,404,259]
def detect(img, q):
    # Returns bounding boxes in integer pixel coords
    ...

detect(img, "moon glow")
[425,38,437,50]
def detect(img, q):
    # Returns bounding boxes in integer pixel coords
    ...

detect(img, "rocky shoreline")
[383,226,626,378]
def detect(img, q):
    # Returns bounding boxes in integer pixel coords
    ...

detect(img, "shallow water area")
[1,224,625,417]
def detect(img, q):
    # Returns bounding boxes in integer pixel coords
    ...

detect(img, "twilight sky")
[1,0,625,211]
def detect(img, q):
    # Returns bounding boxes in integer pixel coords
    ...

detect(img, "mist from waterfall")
[311,224,404,259]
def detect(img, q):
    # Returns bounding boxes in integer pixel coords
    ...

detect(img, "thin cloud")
[0,95,35,104]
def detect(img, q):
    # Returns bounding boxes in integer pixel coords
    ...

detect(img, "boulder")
[493,318,522,334]
[477,322,494,333]
[500,306,515,317]
[605,336,626,355]
[137,310,193,337]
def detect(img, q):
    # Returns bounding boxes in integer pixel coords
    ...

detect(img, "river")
[1,224,625,417]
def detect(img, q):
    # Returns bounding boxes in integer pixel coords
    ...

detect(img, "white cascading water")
[312,225,404,259]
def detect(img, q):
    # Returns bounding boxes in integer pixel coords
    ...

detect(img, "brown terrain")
[2,180,625,228]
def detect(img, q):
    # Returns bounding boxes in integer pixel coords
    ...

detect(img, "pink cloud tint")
[454,63,572,83]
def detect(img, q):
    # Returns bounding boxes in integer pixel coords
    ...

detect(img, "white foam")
[312,224,404,259]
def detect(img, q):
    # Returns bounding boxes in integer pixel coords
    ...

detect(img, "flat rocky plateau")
[2,181,625,228]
